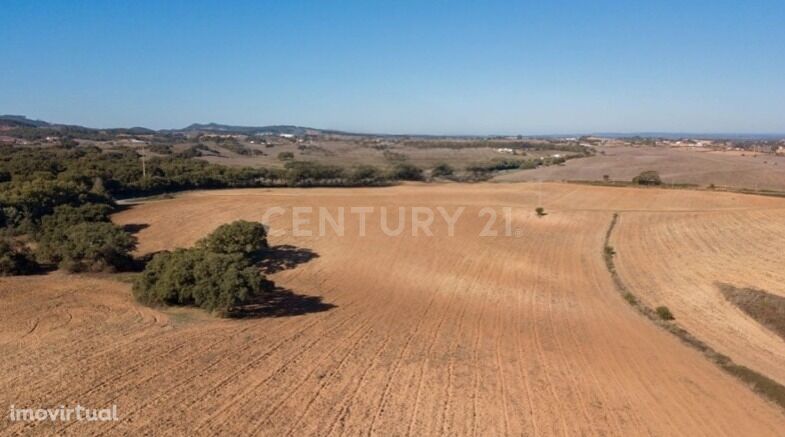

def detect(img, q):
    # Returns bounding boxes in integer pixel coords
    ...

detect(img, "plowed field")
[2,183,784,435]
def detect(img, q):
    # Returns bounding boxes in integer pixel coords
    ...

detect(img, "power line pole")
[141,143,147,179]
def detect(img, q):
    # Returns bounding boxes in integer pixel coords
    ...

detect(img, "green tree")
[38,222,136,272]
[197,220,268,256]
[633,170,662,186]
[0,239,38,276]
[133,249,266,314]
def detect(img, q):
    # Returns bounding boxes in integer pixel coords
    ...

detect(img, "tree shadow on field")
[121,223,150,235]
[233,244,332,318]
[258,245,320,274]
[230,285,336,318]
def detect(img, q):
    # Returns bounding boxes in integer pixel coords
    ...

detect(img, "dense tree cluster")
[133,220,272,314]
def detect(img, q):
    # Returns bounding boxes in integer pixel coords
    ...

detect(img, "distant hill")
[0,115,51,128]
[0,115,361,137]
[175,123,355,136]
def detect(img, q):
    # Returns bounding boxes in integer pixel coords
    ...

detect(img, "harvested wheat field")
[2,182,785,436]
[612,208,785,385]
[495,145,785,191]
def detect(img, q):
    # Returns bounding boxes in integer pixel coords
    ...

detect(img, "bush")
[196,220,268,256]
[389,163,424,181]
[656,305,675,320]
[431,162,454,177]
[38,222,136,272]
[278,151,294,161]
[133,248,266,314]
[349,165,387,185]
[604,245,616,257]
[535,207,547,217]
[633,170,662,186]
[0,239,38,276]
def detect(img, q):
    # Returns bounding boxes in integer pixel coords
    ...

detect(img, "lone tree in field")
[535,207,547,217]
[632,170,662,186]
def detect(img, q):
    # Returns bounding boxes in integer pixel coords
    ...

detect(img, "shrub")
[0,239,38,276]
[389,163,424,181]
[278,151,294,161]
[133,248,266,314]
[604,245,616,257]
[656,305,675,320]
[535,207,547,217]
[38,222,136,272]
[632,170,662,186]
[349,165,387,185]
[196,220,268,256]
[431,162,454,177]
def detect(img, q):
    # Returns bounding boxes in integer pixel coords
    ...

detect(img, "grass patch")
[722,363,785,409]
[110,272,140,284]
[718,283,785,341]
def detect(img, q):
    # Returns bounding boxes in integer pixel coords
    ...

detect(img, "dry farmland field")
[496,145,785,191]
[2,183,785,435]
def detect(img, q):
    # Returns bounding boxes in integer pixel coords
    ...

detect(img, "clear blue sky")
[2,0,784,135]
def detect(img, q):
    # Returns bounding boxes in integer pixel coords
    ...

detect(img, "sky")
[1,0,784,135]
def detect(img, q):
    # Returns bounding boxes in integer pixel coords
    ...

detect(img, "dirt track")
[2,183,785,435]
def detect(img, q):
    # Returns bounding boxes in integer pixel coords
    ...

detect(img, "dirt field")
[2,183,785,435]
[495,145,785,191]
